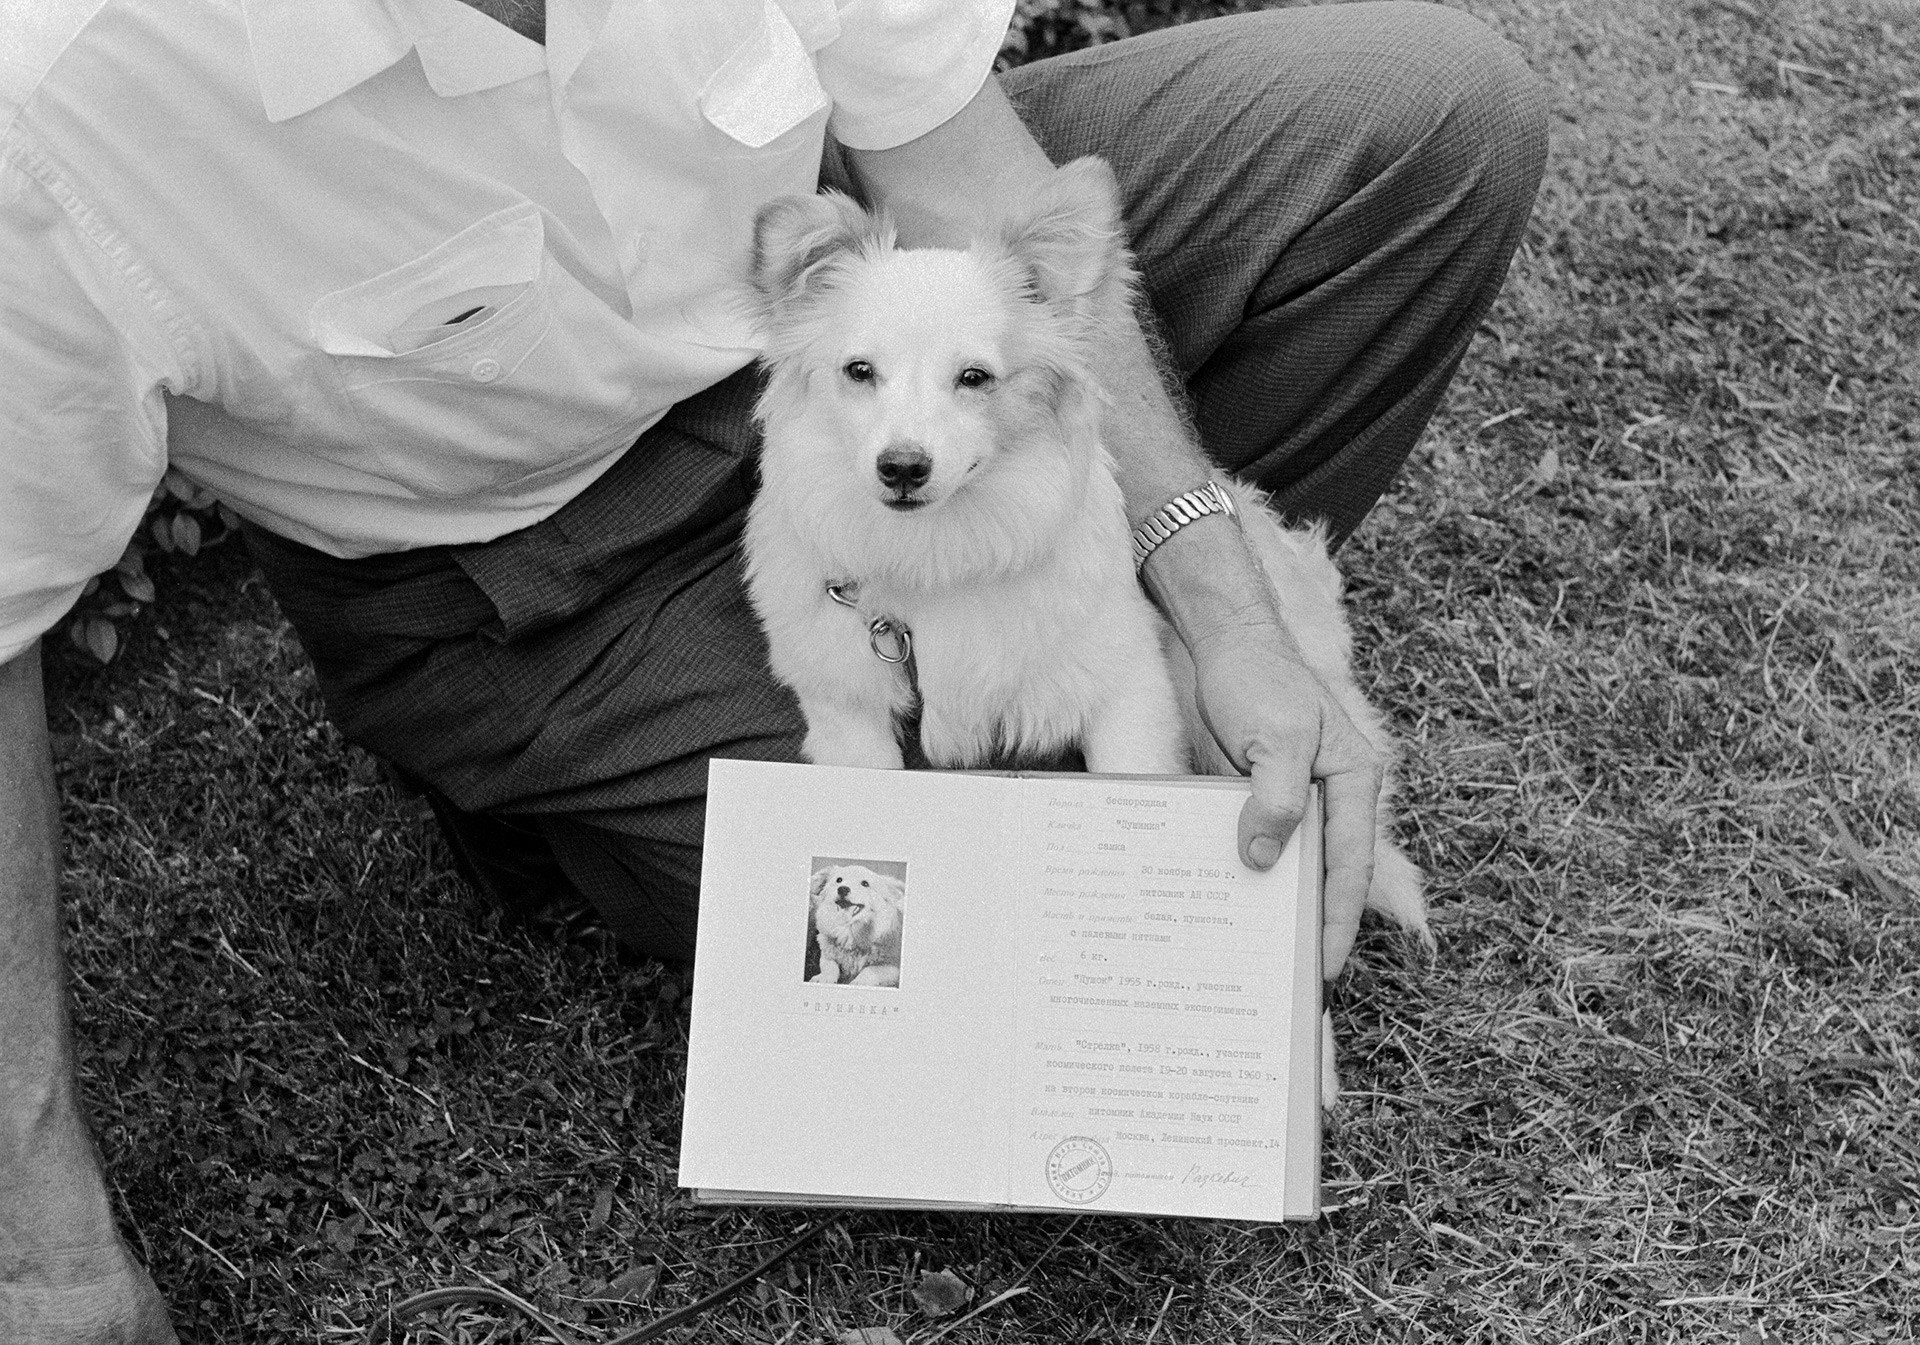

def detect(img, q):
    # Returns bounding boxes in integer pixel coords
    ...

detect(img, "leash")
[357,1216,841,1345]
[825,582,926,761]
[825,582,915,680]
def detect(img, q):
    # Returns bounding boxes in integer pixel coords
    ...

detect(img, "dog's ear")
[994,157,1126,315]
[809,867,831,900]
[750,191,883,319]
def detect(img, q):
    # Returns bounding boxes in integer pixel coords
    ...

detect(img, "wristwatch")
[1131,480,1237,571]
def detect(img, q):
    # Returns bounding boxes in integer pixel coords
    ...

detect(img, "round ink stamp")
[1045,1136,1113,1205]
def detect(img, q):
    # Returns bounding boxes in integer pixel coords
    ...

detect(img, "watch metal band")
[1131,480,1237,571]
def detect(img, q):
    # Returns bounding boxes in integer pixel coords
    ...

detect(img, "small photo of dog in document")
[804,858,906,988]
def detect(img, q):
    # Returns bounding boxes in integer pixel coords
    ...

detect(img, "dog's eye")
[956,367,995,390]
[844,360,875,384]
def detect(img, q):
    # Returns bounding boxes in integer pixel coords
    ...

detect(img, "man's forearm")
[0,646,116,1278]
[1075,269,1299,655]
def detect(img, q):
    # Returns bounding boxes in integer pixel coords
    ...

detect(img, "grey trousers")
[246,2,1549,961]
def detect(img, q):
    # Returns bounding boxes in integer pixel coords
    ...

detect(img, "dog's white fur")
[809,863,904,987]
[746,160,1427,1097]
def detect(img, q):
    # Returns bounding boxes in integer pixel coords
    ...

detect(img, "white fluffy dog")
[744,162,1183,777]
[746,161,1427,1098]
[809,863,904,987]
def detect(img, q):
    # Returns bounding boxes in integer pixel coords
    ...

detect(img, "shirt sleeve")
[817,0,1018,151]
[0,149,173,666]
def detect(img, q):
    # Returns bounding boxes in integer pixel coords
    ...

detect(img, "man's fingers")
[1319,762,1378,980]
[1194,648,1382,975]
[1238,748,1310,870]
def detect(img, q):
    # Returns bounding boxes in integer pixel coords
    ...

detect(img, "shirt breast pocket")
[309,203,642,499]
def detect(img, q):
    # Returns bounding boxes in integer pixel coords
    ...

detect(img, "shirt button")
[470,357,502,383]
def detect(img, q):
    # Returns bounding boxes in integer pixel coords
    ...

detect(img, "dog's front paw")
[805,734,905,770]
[1083,649,1189,776]
[849,964,900,987]
[812,964,841,984]
[801,702,905,770]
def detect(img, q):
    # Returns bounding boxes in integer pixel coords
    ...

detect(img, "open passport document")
[678,760,1324,1222]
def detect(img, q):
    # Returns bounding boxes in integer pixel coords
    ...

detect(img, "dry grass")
[40,1,1919,1341]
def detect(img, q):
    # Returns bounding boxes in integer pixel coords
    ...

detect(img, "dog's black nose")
[837,885,850,898]
[876,445,932,493]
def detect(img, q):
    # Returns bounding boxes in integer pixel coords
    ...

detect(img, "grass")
[39,0,1920,1341]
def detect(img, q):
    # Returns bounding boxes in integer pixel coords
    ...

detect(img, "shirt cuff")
[820,0,1018,152]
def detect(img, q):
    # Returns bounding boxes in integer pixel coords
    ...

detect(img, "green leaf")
[164,468,199,503]
[913,1269,974,1319]
[151,516,175,552]
[606,1264,658,1304]
[78,616,119,664]
[586,1184,614,1231]
[118,571,156,603]
[171,512,203,556]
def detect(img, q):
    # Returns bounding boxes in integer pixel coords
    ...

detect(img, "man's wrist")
[1138,508,1292,654]
[1130,480,1237,571]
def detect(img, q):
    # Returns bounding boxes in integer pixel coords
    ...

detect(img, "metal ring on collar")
[867,618,911,665]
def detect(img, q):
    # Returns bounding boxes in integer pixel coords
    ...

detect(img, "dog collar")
[825,582,913,666]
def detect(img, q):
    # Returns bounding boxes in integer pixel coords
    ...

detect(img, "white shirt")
[0,0,1015,664]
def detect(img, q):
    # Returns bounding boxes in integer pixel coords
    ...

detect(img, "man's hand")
[1171,576,1382,981]
[1,646,179,1345]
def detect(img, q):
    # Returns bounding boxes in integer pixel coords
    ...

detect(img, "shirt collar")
[243,0,551,123]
